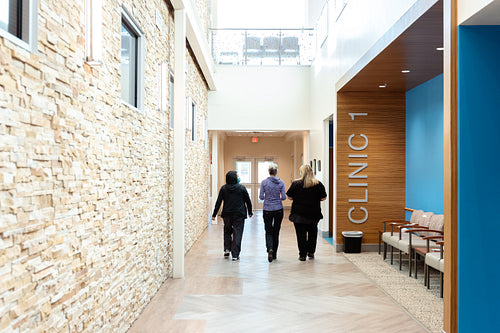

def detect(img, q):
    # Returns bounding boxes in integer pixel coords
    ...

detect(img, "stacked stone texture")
[0,0,209,332]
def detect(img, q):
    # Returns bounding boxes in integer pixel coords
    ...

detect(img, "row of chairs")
[243,36,300,64]
[379,208,445,297]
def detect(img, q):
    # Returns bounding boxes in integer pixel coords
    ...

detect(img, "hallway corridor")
[128,212,428,333]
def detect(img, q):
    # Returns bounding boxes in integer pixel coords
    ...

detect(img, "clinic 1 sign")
[348,113,368,224]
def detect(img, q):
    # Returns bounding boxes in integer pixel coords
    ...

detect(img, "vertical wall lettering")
[348,113,368,223]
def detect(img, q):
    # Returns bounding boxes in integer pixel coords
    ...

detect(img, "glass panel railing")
[210,28,316,66]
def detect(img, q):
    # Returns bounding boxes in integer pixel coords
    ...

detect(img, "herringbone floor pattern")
[129,212,429,333]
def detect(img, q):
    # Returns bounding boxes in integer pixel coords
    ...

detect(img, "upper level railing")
[210,28,316,66]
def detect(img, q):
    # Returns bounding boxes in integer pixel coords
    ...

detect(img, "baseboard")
[335,243,379,253]
[321,230,332,238]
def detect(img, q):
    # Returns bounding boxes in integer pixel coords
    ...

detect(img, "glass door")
[235,158,277,210]
[235,160,253,206]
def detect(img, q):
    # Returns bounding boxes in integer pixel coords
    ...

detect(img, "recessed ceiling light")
[378,84,387,88]
[436,47,444,51]
[401,70,410,73]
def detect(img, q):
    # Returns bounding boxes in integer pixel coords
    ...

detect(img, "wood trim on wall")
[329,147,334,235]
[443,0,458,331]
[336,92,406,244]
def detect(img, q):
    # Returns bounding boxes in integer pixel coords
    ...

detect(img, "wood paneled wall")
[336,92,406,244]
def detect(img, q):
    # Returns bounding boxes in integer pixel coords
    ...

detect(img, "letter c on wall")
[348,207,368,223]
[348,134,368,151]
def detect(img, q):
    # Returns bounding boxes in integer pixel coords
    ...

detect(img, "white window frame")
[158,62,168,112]
[0,0,38,53]
[169,71,174,129]
[85,0,103,65]
[191,100,197,141]
[120,5,145,111]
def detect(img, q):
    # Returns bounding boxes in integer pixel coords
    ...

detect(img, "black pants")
[293,221,319,257]
[223,216,245,258]
[263,209,284,256]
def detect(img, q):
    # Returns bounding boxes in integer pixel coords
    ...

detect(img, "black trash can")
[342,231,363,253]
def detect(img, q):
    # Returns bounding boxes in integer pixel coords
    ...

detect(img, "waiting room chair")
[280,36,300,64]
[243,36,262,64]
[423,236,444,298]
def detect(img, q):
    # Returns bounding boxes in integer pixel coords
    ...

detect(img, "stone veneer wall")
[193,0,211,39]
[184,45,210,251]
[0,0,209,332]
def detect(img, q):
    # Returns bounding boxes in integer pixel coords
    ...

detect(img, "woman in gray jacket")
[259,163,286,262]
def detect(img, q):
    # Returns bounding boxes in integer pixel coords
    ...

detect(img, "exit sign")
[251,137,258,143]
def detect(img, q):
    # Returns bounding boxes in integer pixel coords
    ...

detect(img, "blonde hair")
[299,164,319,188]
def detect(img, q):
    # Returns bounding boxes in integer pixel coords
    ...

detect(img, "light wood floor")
[129,212,429,333]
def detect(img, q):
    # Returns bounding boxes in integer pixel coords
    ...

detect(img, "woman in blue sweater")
[259,163,287,262]
[286,164,327,261]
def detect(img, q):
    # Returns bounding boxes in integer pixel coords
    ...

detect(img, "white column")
[211,132,219,224]
[302,131,309,165]
[319,119,330,233]
[173,8,186,279]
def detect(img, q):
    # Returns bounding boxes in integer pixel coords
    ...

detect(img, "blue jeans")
[263,209,284,256]
[223,216,245,258]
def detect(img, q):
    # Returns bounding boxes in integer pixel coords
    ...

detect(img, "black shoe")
[232,256,240,261]
[224,250,230,257]
[298,256,306,261]
[268,250,274,263]
[307,253,315,259]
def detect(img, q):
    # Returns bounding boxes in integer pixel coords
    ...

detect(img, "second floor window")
[0,0,37,51]
[121,20,138,106]
[120,7,144,109]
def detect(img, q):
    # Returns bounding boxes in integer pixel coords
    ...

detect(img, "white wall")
[208,66,311,131]
[458,0,493,24]
[459,0,500,25]
[307,0,428,233]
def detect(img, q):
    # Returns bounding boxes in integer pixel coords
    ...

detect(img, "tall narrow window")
[191,101,197,141]
[169,73,174,129]
[121,6,144,109]
[158,62,168,112]
[85,0,103,65]
[121,21,138,106]
[0,0,37,51]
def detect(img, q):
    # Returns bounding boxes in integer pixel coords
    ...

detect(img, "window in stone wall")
[158,62,168,112]
[191,100,197,141]
[185,96,192,130]
[85,0,103,65]
[121,6,144,110]
[202,115,208,149]
[169,72,174,129]
[0,0,38,52]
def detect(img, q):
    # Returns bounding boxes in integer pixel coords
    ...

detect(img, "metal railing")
[210,28,316,66]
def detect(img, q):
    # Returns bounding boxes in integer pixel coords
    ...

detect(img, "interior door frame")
[234,156,278,210]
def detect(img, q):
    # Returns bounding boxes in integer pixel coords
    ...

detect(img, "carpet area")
[343,251,443,333]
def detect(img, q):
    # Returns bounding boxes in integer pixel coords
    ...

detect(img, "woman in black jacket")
[286,164,327,261]
[212,171,253,260]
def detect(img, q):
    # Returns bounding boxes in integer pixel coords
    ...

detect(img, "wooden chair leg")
[440,272,443,298]
[378,231,381,255]
[414,253,418,279]
[398,250,402,269]
[423,264,427,286]
[408,250,412,277]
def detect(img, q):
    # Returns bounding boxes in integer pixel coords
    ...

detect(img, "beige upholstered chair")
[424,237,444,298]
[381,212,444,277]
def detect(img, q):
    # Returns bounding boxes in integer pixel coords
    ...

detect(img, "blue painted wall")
[458,26,500,332]
[405,74,444,220]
